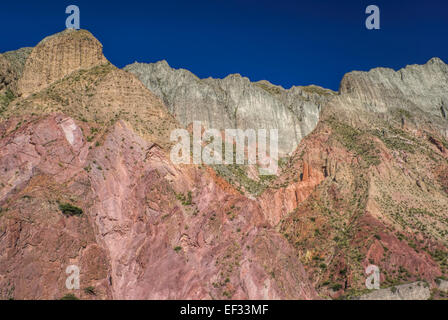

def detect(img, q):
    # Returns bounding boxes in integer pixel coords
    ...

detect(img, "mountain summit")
[18,29,108,97]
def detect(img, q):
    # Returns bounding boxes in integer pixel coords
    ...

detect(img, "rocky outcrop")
[336,58,448,139]
[124,61,335,155]
[17,29,107,97]
[0,115,112,300]
[356,282,431,300]
[428,135,447,154]
[4,44,179,150]
[0,56,15,94]
[340,58,448,114]
[302,161,312,182]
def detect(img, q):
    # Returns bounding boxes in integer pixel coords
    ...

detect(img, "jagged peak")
[156,59,170,67]
[17,29,108,97]
[125,59,202,81]
[129,59,171,69]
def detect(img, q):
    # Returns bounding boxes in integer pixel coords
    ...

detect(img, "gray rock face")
[338,58,448,119]
[357,282,431,300]
[324,57,448,140]
[124,61,335,155]
[1,47,33,78]
[125,58,448,156]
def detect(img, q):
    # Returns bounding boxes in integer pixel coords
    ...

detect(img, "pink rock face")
[0,114,318,300]
[259,159,325,226]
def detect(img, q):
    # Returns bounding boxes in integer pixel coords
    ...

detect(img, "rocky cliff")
[17,29,108,97]
[339,58,448,118]
[259,57,448,299]
[124,61,335,155]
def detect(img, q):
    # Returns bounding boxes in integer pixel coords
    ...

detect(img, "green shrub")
[59,203,83,216]
[330,283,342,291]
[176,192,192,206]
[174,246,182,253]
[0,89,14,106]
[60,293,79,300]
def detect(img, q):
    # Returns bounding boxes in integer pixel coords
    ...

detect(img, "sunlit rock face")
[1,28,448,300]
[124,61,335,156]
[0,30,319,300]
[0,113,319,300]
[335,58,448,138]
[339,58,448,116]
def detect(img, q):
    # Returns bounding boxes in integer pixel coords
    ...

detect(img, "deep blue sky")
[0,0,447,91]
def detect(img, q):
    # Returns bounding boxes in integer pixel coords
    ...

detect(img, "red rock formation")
[302,161,310,182]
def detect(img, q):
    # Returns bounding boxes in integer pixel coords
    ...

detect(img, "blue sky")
[1,0,447,91]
